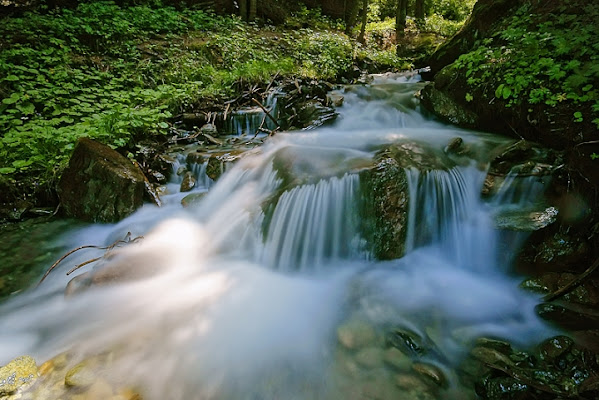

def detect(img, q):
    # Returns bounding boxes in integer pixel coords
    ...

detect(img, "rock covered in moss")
[58,138,145,222]
[0,355,38,395]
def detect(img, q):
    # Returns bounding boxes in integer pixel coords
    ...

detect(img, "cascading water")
[0,73,553,399]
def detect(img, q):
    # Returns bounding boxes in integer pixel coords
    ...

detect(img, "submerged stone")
[58,138,145,222]
[337,319,377,350]
[65,362,96,388]
[181,192,207,208]
[354,347,384,369]
[413,362,448,388]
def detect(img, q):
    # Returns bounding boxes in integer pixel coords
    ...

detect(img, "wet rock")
[356,369,401,399]
[337,319,377,350]
[327,93,344,107]
[395,374,435,399]
[494,206,558,231]
[413,362,448,388]
[83,379,114,400]
[475,338,513,354]
[180,171,196,192]
[471,346,513,367]
[1,200,34,221]
[176,165,187,176]
[65,362,96,388]
[0,356,38,395]
[359,152,410,260]
[202,133,223,146]
[386,328,446,362]
[58,138,145,222]
[533,232,588,268]
[444,137,464,154]
[295,100,338,129]
[181,192,207,208]
[475,375,531,399]
[150,171,167,184]
[537,336,574,362]
[205,151,245,181]
[180,112,206,128]
[200,123,218,136]
[469,332,599,400]
[420,80,478,128]
[536,303,599,331]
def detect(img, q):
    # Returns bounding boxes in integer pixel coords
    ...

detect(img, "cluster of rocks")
[333,317,452,400]
[0,353,141,400]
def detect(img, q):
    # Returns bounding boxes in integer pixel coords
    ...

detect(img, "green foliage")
[423,13,464,37]
[427,0,476,22]
[294,30,353,79]
[454,2,599,127]
[285,5,345,31]
[0,1,371,181]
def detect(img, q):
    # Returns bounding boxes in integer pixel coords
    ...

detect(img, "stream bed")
[0,73,556,399]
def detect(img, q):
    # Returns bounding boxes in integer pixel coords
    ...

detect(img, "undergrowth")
[453,1,599,149]
[0,1,407,185]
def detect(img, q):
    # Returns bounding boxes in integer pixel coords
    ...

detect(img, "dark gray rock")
[58,138,145,222]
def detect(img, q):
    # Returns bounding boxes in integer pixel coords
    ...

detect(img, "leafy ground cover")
[453,0,599,154]
[0,1,410,193]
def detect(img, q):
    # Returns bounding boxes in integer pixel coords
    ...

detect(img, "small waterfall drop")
[261,173,362,271]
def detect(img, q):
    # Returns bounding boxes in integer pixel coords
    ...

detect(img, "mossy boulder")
[359,142,453,260]
[58,138,145,222]
[0,355,38,395]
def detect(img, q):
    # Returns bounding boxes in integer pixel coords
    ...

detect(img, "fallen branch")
[264,71,280,95]
[66,257,102,276]
[544,256,599,302]
[251,98,280,131]
[253,113,268,139]
[223,102,230,121]
[38,232,143,285]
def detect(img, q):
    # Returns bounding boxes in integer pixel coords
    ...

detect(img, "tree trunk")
[358,0,369,44]
[415,0,425,28]
[395,0,408,41]
[344,0,360,35]
[239,0,247,21]
[249,0,257,21]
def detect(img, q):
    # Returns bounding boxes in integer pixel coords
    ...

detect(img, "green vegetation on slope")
[453,2,599,135]
[0,1,409,185]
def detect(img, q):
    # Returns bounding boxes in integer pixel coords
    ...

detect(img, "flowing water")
[0,73,552,399]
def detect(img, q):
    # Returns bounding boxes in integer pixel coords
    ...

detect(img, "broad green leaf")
[495,84,504,99]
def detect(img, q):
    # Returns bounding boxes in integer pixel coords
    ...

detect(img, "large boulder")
[58,138,145,222]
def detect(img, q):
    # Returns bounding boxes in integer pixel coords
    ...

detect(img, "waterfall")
[261,173,362,271]
[0,73,554,400]
[405,166,495,271]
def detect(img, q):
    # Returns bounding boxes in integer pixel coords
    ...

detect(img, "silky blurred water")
[0,72,551,399]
